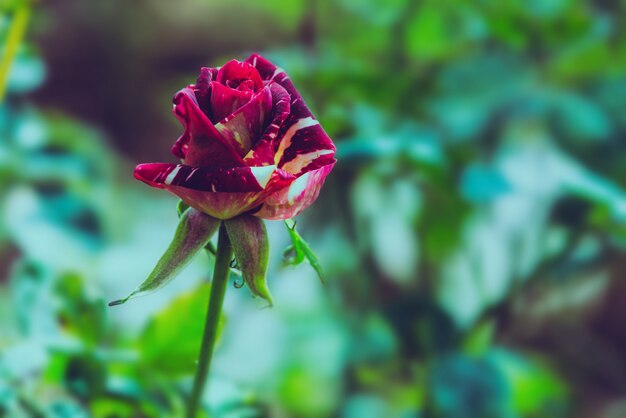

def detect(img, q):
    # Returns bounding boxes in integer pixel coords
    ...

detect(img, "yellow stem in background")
[0,3,31,103]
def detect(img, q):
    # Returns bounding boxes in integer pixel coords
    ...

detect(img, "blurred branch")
[0,1,31,103]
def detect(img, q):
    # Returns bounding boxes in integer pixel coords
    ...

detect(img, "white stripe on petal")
[287,173,310,203]
[274,117,319,164]
[185,168,198,182]
[251,165,276,189]
[164,165,182,185]
[281,149,334,175]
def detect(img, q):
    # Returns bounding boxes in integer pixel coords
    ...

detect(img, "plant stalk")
[0,3,31,103]
[186,222,232,418]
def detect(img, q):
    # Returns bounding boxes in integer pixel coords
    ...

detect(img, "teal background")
[2,0,626,417]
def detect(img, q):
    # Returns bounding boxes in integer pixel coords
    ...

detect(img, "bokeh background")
[2,0,626,417]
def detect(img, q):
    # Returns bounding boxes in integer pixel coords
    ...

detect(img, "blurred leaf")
[54,273,106,346]
[338,0,409,27]
[428,354,512,418]
[90,398,134,418]
[64,355,106,401]
[278,365,341,418]
[352,166,422,283]
[462,321,495,356]
[460,163,511,203]
[551,90,612,142]
[343,394,388,418]
[6,45,45,94]
[138,282,222,376]
[488,349,567,414]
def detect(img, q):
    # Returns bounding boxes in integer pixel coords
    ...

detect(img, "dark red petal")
[215,86,272,157]
[135,163,291,192]
[194,67,219,118]
[254,162,335,220]
[245,54,336,176]
[171,87,244,167]
[135,163,295,219]
[216,60,264,92]
[245,54,282,82]
[244,82,291,166]
[274,116,336,175]
[209,81,254,123]
[237,79,255,92]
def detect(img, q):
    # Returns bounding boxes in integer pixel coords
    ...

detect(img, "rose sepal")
[109,208,220,306]
[224,214,272,305]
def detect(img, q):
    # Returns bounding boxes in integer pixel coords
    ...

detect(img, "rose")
[134,54,336,220]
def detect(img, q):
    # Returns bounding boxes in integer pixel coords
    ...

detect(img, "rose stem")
[187,222,232,418]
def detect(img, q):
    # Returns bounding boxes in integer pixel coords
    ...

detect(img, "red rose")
[134,54,336,220]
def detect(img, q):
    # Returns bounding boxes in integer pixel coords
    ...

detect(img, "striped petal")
[209,81,254,124]
[245,54,336,176]
[171,87,244,168]
[214,86,272,157]
[243,82,291,166]
[134,163,295,219]
[254,163,335,220]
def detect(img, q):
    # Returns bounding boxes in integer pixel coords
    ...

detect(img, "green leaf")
[283,219,324,283]
[108,208,220,306]
[54,273,106,346]
[138,282,224,376]
[224,215,272,305]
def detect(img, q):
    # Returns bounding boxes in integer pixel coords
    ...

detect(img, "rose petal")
[134,163,295,219]
[214,86,272,157]
[254,163,335,220]
[245,54,286,83]
[273,116,336,175]
[194,67,219,118]
[171,87,244,167]
[244,82,291,166]
[209,81,254,123]
[245,54,336,176]
[135,163,292,192]
[216,60,264,92]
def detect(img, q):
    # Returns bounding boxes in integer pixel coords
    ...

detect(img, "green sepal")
[283,219,324,283]
[177,200,190,217]
[109,208,220,306]
[224,215,272,305]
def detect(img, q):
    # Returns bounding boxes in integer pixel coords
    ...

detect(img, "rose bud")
[134,54,336,221]
[112,55,334,305]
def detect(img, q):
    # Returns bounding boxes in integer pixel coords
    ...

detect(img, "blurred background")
[2,0,626,417]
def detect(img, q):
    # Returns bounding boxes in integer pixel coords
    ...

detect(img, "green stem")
[186,222,232,418]
[0,3,31,103]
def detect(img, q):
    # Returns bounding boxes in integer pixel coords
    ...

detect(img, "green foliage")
[139,282,223,376]
[283,219,324,283]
